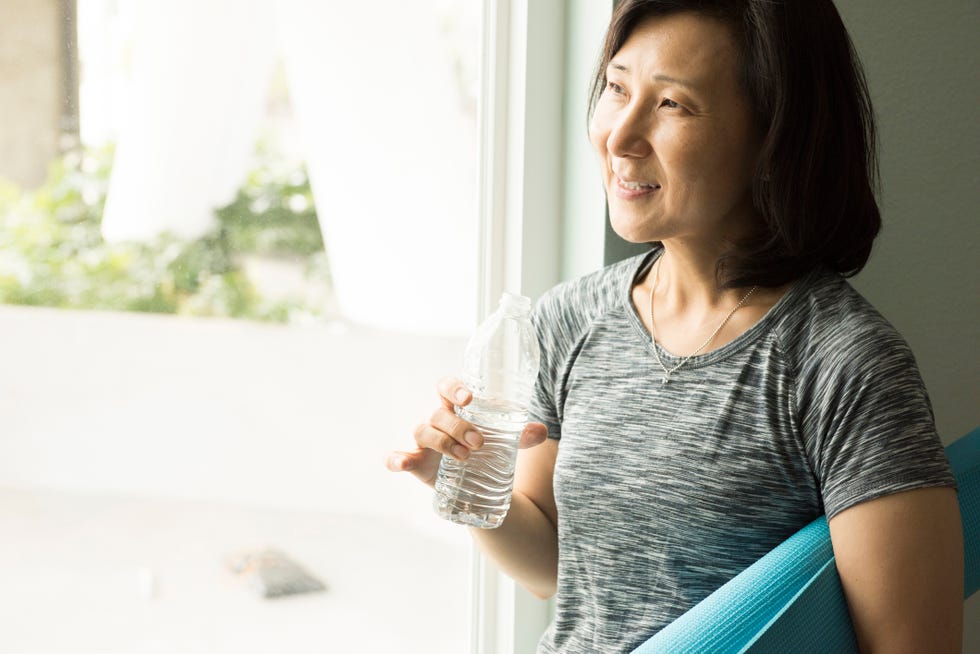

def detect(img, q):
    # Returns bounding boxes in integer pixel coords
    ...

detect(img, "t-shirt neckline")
[623,247,816,369]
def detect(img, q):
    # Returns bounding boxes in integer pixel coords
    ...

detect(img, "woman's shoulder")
[534,250,653,331]
[774,269,917,377]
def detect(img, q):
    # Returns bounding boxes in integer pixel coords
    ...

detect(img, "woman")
[388,1,964,651]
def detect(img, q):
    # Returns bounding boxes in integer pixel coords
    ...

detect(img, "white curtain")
[101,0,277,241]
[275,0,478,334]
[100,0,478,334]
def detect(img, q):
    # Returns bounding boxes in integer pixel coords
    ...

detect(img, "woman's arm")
[470,439,560,599]
[828,486,963,653]
[387,378,560,599]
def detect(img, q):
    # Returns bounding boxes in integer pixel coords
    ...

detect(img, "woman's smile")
[615,177,661,199]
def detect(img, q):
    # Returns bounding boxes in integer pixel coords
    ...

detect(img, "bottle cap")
[499,292,532,314]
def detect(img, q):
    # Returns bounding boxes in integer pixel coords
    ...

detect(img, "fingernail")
[464,431,481,448]
[455,389,469,403]
[451,444,468,460]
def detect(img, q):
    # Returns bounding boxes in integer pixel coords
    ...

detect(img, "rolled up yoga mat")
[634,426,980,653]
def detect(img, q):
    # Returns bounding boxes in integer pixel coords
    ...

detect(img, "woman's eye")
[606,81,625,95]
[660,98,680,109]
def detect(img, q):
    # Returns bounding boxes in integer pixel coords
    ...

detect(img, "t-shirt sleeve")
[796,321,956,520]
[525,251,655,443]
[528,288,566,440]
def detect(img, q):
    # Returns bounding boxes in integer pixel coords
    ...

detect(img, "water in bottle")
[433,292,540,529]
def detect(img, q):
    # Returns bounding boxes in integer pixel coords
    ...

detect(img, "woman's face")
[590,12,762,246]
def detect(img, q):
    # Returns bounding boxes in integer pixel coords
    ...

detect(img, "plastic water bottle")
[433,292,540,529]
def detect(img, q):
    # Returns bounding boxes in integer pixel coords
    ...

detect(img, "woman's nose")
[605,106,653,159]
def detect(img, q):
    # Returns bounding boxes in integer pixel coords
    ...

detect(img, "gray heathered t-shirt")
[530,248,955,654]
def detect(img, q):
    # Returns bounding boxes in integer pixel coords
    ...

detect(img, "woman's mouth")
[615,177,661,198]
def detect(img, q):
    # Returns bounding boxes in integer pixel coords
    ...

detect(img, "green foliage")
[215,155,324,257]
[0,144,331,323]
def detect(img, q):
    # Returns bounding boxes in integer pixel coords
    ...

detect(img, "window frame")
[471,1,613,652]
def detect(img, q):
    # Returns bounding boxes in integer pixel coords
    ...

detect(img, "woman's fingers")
[385,451,411,472]
[419,409,482,459]
[431,377,479,457]
[386,447,441,487]
[387,378,546,490]
[437,376,471,410]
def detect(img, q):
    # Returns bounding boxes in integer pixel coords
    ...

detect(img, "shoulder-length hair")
[590,0,881,288]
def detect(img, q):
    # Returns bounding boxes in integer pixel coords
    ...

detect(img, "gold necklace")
[648,258,757,385]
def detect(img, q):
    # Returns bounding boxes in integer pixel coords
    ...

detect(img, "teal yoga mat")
[633,426,980,653]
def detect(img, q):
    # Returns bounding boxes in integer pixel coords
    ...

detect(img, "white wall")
[0,305,465,522]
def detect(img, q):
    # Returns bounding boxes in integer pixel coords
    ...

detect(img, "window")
[0,1,483,651]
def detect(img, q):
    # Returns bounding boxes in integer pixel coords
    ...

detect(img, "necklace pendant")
[661,372,670,385]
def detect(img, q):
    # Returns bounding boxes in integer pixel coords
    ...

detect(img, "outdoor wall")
[0,0,64,188]
[0,305,465,524]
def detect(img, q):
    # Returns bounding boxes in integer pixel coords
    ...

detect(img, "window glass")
[0,1,480,651]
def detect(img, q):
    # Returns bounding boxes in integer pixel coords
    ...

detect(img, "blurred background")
[0,0,481,651]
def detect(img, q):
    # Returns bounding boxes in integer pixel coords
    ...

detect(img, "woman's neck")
[652,240,746,313]
[631,240,781,358]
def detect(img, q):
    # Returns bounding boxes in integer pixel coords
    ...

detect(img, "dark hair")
[590,0,881,288]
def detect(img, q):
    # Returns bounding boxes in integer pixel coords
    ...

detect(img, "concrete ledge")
[0,305,465,517]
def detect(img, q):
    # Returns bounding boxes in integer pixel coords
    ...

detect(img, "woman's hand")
[388,376,559,598]
[385,376,549,487]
